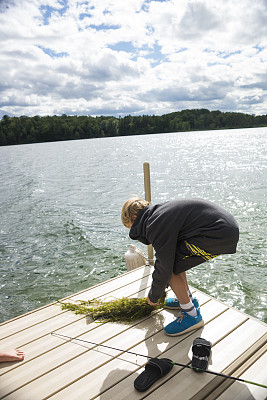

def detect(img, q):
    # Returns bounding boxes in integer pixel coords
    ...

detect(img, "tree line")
[1,109,267,146]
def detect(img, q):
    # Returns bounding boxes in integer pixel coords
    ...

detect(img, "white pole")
[143,162,154,265]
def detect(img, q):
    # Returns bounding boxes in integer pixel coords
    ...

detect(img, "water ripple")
[0,128,266,323]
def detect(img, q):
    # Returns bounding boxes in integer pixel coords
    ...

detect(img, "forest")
[1,108,267,146]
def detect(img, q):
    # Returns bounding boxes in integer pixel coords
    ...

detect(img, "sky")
[0,0,266,118]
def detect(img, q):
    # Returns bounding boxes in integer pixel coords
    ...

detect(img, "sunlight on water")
[0,127,266,323]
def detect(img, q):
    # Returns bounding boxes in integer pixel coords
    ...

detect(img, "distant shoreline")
[1,108,267,146]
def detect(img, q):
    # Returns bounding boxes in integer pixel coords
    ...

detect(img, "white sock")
[180,300,198,317]
[187,289,193,301]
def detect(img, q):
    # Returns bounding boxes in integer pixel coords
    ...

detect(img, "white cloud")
[0,0,266,117]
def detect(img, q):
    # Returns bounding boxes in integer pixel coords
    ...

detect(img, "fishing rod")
[51,332,267,389]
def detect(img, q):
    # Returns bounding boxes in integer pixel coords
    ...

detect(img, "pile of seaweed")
[60,295,165,323]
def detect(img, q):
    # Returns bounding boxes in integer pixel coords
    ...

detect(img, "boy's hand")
[147,296,158,306]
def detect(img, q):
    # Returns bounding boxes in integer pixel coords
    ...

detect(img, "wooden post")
[143,162,154,266]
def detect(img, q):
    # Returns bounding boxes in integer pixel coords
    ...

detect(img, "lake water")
[0,128,266,324]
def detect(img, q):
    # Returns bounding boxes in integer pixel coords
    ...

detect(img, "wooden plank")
[0,288,206,376]
[0,309,162,397]
[0,306,69,340]
[48,354,140,400]
[2,312,169,400]
[1,348,114,400]
[1,265,266,400]
[42,299,229,399]
[1,294,213,400]
[215,348,267,400]
[0,271,152,346]
[0,311,84,350]
[0,314,97,376]
[0,278,164,391]
[202,339,267,400]
[89,306,247,400]
[69,265,151,301]
[0,266,151,337]
[0,267,198,343]
[0,278,199,376]
[142,320,266,400]
[0,273,154,376]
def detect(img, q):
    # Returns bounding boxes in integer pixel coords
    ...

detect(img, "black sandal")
[134,357,174,392]
[192,337,212,371]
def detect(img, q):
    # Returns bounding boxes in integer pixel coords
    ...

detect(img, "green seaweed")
[60,295,165,323]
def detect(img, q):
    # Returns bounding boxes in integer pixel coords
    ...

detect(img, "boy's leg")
[165,271,195,309]
[170,272,193,309]
[169,273,197,316]
[169,272,190,304]
[181,271,193,300]
[164,272,203,336]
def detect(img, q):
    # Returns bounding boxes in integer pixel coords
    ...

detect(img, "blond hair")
[121,195,150,227]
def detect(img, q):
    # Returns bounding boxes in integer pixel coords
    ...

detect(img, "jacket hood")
[129,205,151,245]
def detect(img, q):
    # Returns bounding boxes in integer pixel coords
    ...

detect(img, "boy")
[121,196,239,336]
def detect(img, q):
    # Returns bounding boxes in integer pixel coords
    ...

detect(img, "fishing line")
[51,332,267,389]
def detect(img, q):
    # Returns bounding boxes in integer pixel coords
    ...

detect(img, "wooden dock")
[0,265,266,400]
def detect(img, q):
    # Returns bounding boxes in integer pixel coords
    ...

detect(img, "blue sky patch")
[37,45,68,58]
[217,50,241,59]
[254,44,264,53]
[141,0,167,13]
[79,13,93,20]
[90,23,120,31]
[39,2,68,25]
[109,41,136,53]
[142,42,164,66]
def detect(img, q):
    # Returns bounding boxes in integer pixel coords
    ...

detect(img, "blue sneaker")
[164,309,204,336]
[164,297,199,310]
